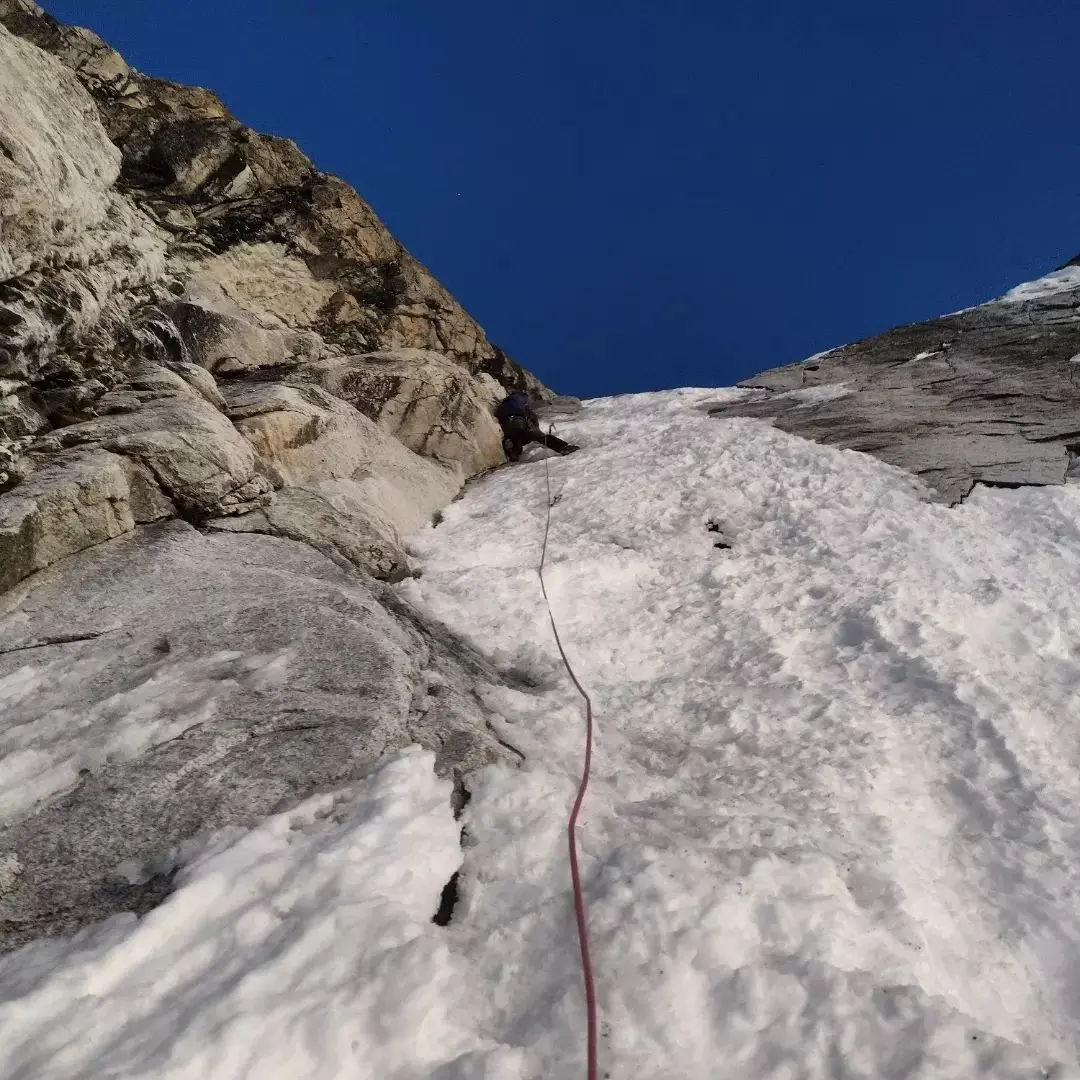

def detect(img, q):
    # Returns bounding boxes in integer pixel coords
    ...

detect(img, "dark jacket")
[495,392,537,428]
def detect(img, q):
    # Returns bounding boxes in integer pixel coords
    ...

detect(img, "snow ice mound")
[996,264,1080,304]
[4,388,1080,1078]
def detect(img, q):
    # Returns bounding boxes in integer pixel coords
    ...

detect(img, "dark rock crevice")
[431,871,460,927]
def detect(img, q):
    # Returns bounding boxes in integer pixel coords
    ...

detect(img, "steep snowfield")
[406,390,1080,1079]
[4,390,1080,1078]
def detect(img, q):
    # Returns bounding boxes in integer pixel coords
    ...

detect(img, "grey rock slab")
[710,288,1080,503]
[0,521,516,950]
[206,482,410,582]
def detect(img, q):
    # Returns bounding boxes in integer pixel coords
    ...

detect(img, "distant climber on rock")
[494,391,579,462]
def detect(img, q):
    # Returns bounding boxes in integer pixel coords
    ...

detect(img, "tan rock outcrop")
[216,378,460,579]
[314,350,507,477]
[43,383,270,518]
[0,3,552,593]
[0,449,135,592]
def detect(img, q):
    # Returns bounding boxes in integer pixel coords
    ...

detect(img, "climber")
[494,391,580,462]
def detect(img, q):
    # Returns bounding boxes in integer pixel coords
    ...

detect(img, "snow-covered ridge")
[997,263,1080,304]
[727,253,1080,505]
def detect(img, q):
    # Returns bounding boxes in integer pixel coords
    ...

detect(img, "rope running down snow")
[539,432,598,1080]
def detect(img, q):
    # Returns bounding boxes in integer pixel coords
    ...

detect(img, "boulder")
[168,361,227,410]
[48,386,271,518]
[175,253,328,373]
[207,484,410,582]
[222,379,459,525]
[216,379,461,578]
[0,449,135,592]
[0,382,47,440]
[313,350,506,476]
[170,299,294,377]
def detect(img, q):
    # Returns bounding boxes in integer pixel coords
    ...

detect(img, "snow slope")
[998,264,1080,303]
[4,389,1080,1078]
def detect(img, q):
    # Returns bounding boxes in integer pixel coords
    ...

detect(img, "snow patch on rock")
[0,749,512,1080]
[0,647,291,820]
[998,264,1080,304]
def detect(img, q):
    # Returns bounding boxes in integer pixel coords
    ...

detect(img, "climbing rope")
[538,431,598,1080]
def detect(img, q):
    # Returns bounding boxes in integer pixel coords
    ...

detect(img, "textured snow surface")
[997,265,1080,303]
[0,750,502,1080]
[4,389,1080,1078]
[405,391,1080,1078]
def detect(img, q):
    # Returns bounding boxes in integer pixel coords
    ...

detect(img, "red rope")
[539,439,598,1080]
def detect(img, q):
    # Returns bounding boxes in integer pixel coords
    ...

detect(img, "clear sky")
[47,1,1080,397]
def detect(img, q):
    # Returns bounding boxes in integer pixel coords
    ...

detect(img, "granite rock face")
[313,349,508,477]
[0,523,523,951]
[0,2,551,592]
[709,267,1080,504]
[13,0,1080,965]
[0,0,544,391]
[0,3,544,950]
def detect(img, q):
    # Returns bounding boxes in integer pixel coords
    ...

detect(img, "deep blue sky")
[49,1,1080,396]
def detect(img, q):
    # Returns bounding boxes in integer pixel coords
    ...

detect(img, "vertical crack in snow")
[432,870,461,927]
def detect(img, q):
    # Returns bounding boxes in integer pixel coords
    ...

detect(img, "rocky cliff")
[3,0,1080,968]
[0,0,548,588]
[0,2,549,950]
[709,265,1080,505]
